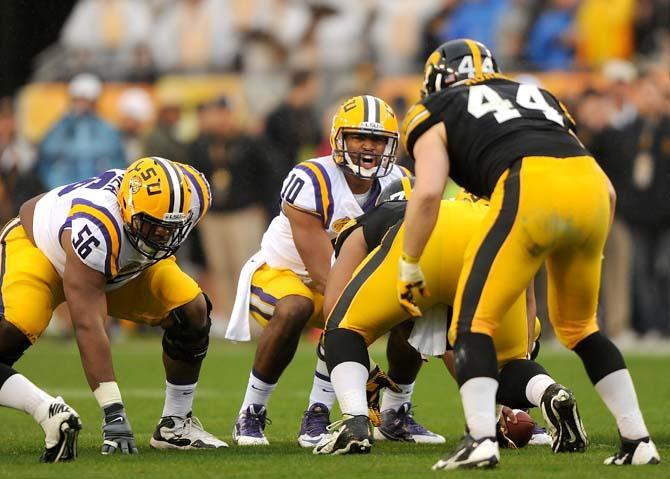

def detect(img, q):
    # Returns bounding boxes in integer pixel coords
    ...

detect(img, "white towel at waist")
[408,303,449,357]
[225,251,266,341]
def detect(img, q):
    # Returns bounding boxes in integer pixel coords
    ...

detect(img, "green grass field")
[2,337,668,478]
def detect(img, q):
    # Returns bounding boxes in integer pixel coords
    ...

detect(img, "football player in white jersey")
[0,157,227,458]
[227,95,442,447]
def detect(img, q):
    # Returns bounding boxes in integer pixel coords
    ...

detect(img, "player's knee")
[162,293,212,363]
[273,296,314,333]
[497,359,549,409]
[323,328,369,374]
[0,316,32,367]
[177,293,210,330]
[573,331,626,385]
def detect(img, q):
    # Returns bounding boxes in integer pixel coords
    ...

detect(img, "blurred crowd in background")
[0,0,669,347]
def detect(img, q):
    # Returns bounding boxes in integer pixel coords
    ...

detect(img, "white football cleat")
[432,435,499,470]
[604,436,660,465]
[150,413,228,449]
[37,397,83,463]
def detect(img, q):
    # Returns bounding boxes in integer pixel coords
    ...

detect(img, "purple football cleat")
[298,403,331,448]
[233,404,270,446]
[374,402,445,444]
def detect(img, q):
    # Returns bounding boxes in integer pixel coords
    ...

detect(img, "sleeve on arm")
[67,201,121,277]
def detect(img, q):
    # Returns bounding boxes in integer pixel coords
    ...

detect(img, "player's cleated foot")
[297,402,331,448]
[373,402,445,444]
[528,423,553,446]
[313,415,372,455]
[604,436,660,465]
[540,383,588,453]
[432,435,499,470]
[38,397,83,463]
[150,412,228,450]
[232,404,270,446]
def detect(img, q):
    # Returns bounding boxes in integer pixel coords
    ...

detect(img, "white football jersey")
[32,165,211,291]
[260,155,410,278]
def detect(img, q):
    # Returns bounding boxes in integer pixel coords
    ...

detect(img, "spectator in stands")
[370,0,436,75]
[149,0,240,73]
[35,73,125,190]
[418,1,459,64]
[0,97,40,222]
[117,87,154,164]
[264,70,322,178]
[632,0,670,59]
[188,96,279,323]
[624,74,670,338]
[525,0,578,70]
[439,0,508,53]
[141,92,188,164]
[576,0,634,68]
[60,0,152,79]
[593,64,670,340]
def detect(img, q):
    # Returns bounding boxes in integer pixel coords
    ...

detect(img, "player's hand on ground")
[496,405,518,449]
[101,403,138,455]
[397,253,429,317]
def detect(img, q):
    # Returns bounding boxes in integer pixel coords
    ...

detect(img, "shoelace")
[241,411,271,435]
[326,417,348,433]
[399,406,430,434]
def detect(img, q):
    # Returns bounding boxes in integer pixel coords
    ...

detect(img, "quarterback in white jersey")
[229,95,440,448]
[0,157,227,460]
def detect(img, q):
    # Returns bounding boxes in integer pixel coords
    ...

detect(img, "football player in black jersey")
[398,39,660,469]
[314,178,580,455]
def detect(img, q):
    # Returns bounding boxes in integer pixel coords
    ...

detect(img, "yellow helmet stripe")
[400,176,413,200]
[68,201,121,276]
[464,39,483,77]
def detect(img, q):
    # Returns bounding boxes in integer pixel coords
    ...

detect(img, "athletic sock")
[525,374,556,407]
[330,361,368,416]
[240,370,277,413]
[380,382,415,412]
[460,377,498,439]
[162,381,197,418]
[0,373,54,423]
[595,369,650,439]
[307,355,336,410]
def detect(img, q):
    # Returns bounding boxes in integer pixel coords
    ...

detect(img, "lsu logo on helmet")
[118,156,192,259]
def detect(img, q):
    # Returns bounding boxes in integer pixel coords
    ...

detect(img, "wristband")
[94,381,123,408]
[401,252,421,264]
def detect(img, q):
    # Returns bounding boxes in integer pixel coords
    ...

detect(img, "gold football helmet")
[118,156,192,259]
[330,95,399,179]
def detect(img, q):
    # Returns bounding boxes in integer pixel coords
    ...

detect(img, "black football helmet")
[375,176,415,207]
[421,39,500,98]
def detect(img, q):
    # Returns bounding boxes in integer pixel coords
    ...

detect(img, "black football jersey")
[333,201,407,257]
[402,75,588,197]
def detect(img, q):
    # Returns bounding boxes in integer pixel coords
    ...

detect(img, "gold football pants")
[451,156,610,349]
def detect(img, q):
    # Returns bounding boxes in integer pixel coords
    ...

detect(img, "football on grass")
[504,409,535,448]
